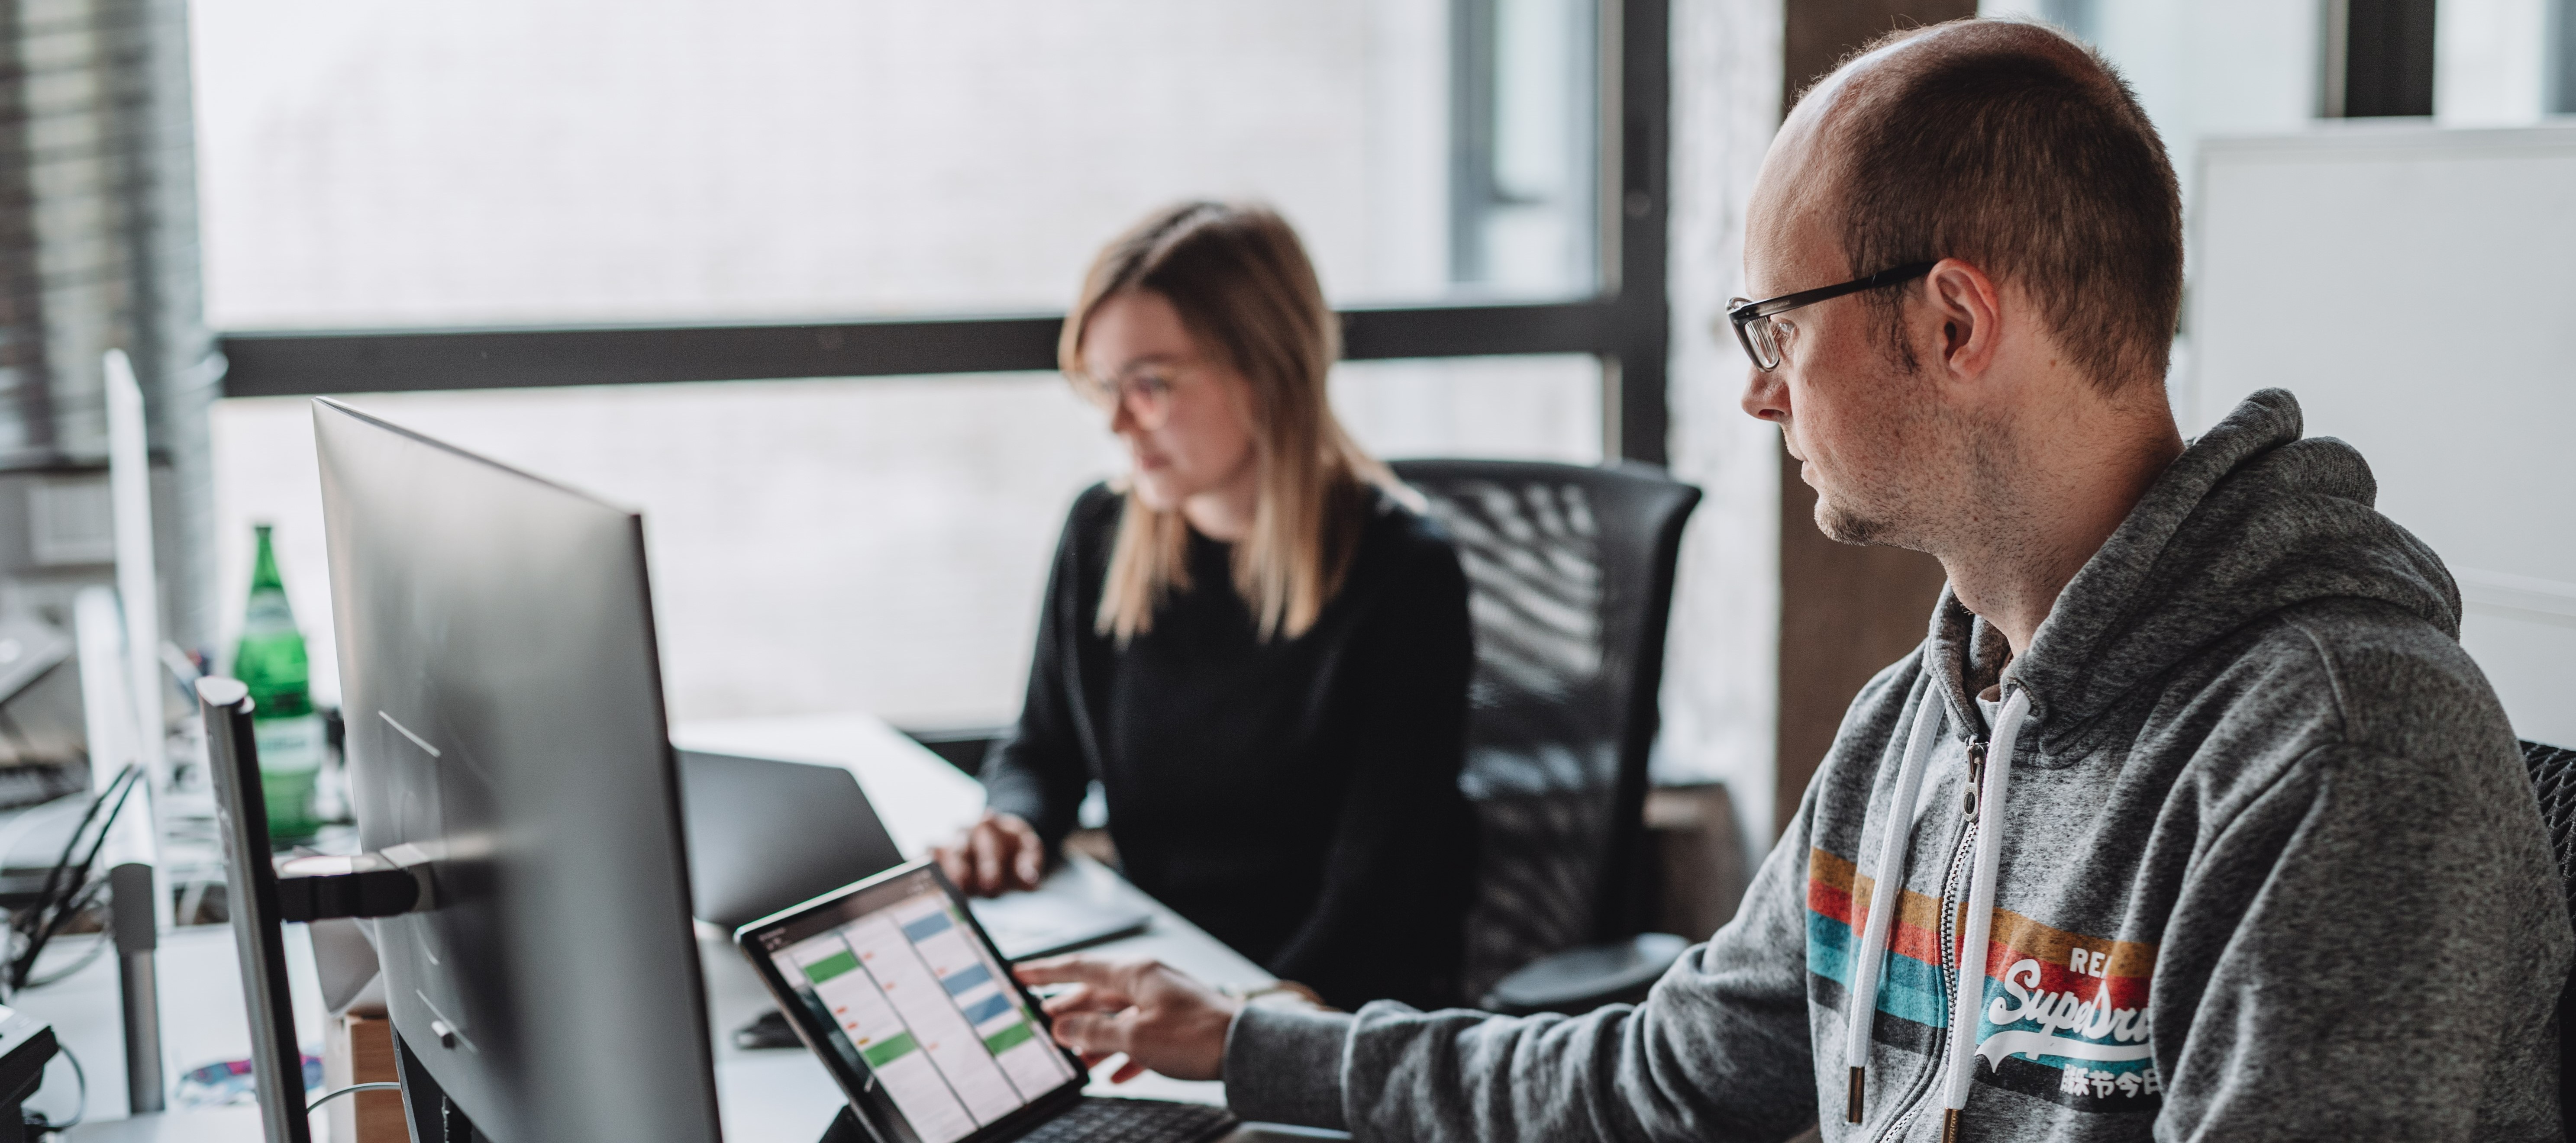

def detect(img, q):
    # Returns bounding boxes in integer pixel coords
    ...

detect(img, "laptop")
[680,749,906,931]
[737,860,1238,1143]
[678,749,1150,959]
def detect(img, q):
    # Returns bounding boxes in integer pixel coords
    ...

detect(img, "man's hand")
[932,810,1044,895]
[1014,956,1242,1083]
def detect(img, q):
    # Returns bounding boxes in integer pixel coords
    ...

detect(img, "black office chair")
[2521,738,2576,1138]
[1390,459,1701,1014]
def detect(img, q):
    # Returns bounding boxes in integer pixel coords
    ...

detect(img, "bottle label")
[242,592,297,632]
[254,713,326,775]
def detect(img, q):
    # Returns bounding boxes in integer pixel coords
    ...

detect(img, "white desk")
[67,712,1340,1142]
[15,920,327,1138]
[676,712,1292,1136]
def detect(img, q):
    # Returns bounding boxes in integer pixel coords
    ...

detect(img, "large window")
[196,0,1666,726]
[210,358,1600,725]
[196,0,1618,326]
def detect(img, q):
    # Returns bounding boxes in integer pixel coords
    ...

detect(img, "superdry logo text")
[1808,848,2163,1114]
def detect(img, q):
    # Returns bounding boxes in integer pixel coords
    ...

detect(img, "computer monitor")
[314,398,722,1143]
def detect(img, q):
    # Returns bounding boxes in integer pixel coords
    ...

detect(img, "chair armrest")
[1478,932,1688,1015]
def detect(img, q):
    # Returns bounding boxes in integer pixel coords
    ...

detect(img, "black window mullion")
[1607,0,1669,466]
[217,301,1634,399]
[218,315,1066,398]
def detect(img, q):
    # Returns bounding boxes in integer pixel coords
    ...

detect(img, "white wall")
[2437,0,2555,126]
[2192,124,2576,747]
[1659,0,1784,844]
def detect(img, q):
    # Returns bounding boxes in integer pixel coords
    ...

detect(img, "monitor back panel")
[316,399,720,1143]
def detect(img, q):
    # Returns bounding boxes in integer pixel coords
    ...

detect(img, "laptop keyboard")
[1016,1098,1239,1143]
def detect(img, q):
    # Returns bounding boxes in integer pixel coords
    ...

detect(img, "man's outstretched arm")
[1019,811,1826,1143]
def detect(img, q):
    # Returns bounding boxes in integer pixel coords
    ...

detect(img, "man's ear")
[1919,258,2004,382]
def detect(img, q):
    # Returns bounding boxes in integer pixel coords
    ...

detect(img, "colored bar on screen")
[982,1022,1036,1055]
[861,1030,919,1068]
[803,950,861,984]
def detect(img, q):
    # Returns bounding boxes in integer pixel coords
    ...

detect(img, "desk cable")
[20,1040,84,1132]
[307,1082,404,1113]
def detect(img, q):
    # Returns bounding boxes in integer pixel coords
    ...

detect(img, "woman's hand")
[1014,956,1242,1083]
[932,810,1045,895]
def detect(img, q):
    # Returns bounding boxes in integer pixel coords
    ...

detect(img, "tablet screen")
[746,866,1082,1143]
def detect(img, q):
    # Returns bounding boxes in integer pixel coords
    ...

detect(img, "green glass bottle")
[235,523,324,843]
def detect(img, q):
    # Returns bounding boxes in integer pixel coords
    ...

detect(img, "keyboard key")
[1015,1097,1238,1143]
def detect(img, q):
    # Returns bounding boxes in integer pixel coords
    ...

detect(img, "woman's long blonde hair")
[1063,202,1394,645]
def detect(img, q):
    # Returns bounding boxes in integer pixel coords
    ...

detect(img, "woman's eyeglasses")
[1723,261,1938,371]
[1072,367,1180,430]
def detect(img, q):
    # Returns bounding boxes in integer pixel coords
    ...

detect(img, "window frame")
[213,0,1671,465]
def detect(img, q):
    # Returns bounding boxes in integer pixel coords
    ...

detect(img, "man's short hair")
[1810,20,2183,393]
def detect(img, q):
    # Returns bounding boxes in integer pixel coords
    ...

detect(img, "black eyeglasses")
[1724,261,1938,371]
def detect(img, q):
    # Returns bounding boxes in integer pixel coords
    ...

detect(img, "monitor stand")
[394,1028,487,1143]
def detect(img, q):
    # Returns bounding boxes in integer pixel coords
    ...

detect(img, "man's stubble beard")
[1806,356,1996,555]
[1815,486,1895,547]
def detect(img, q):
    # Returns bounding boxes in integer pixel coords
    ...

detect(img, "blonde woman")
[932,202,1476,1010]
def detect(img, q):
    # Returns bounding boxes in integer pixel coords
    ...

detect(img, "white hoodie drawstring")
[1842,686,1948,1122]
[1940,688,2032,1143]
[1838,685,2035,1141]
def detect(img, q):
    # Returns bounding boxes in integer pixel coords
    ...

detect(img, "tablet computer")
[738,861,1232,1143]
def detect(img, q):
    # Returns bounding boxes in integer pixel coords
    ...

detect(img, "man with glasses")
[1017,18,2566,1141]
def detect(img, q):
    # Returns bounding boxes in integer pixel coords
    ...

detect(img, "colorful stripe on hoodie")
[1808,848,2163,1113]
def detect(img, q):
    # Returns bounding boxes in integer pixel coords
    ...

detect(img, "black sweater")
[981,483,1478,1009]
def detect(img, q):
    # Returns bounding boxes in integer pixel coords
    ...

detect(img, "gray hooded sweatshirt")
[1221,389,2570,1141]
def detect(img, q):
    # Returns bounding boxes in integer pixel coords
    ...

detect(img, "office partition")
[2191,122,2576,746]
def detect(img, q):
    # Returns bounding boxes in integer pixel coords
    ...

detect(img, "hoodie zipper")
[1865,737,1987,1143]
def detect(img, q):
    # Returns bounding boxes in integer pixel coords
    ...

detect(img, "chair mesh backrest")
[2521,739,2576,1138]
[1391,460,1699,997]
[2527,740,2576,925]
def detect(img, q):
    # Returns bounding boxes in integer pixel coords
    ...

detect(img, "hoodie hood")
[1926,387,2459,754]
[1840,387,2485,1136]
